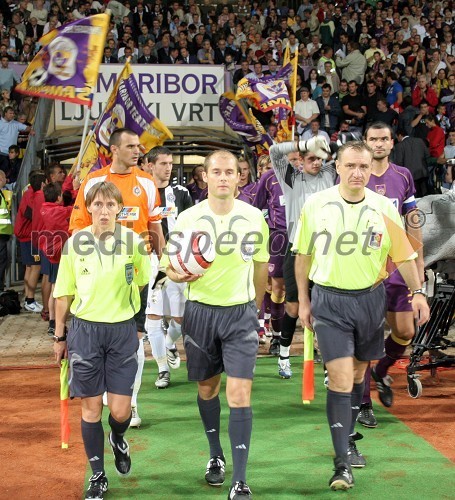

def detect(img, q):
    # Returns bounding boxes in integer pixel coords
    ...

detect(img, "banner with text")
[54,64,225,128]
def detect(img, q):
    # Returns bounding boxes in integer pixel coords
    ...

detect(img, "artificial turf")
[93,357,454,499]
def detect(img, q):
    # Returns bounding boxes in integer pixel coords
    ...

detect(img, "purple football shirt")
[253,169,286,230]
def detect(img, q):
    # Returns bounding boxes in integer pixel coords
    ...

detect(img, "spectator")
[197,38,214,64]
[436,104,451,134]
[365,38,386,67]
[391,131,430,198]
[102,47,118,64]
[0,56,19,92]
[341,80,367,134]
[233,60,250,85]
[364,80,384,123]
[410,101,431,142]
[4,145,21,188]
[385,71,404,109]
[0,107,31,173]
[371,98,399,127]
[321,61,340,94]
[301,118,331,143]
[425,115,446,159]
[294,86,320,136]
[316,83,341,136]
[0,169,12,292]
[186,164,207,204]
[412,75,439,113]
[336,42,368,85]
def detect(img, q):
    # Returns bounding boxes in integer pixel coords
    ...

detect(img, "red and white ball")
[168,230,215,275]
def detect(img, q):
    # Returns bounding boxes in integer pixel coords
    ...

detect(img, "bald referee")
[162,150,269,499]
[293,141,429,491]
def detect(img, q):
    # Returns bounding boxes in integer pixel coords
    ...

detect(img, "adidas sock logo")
[235,444,247,450]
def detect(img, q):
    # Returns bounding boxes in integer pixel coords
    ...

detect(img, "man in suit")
[119,47,138,64]
[214,38,236,65]
[25,17,43,41]
[138,45,158,64]
[391,130,431,197]
[316,84,341,136]
[102,47,119,64]
[179,47,198,64]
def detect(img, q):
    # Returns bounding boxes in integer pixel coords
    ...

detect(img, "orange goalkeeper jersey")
[69,166,161,238]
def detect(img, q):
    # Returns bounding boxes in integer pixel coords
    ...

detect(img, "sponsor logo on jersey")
[117,206,140,221]
[81,267,90,275]
[160,206,178,218]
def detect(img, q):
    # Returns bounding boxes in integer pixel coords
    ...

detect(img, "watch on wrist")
[53,334,67,343]
[411,288,426,297]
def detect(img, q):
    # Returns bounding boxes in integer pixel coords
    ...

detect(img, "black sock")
[49,319,55,328]
[280,312,298,348]
[81,419,105,474]
[197,395,223,459]
[350,381,365,435]
[326,390,352,461]
[26,297,34,304]
[108,413,131,444]
[229,407,253,485]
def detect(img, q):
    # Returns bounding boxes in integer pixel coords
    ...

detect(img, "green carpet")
[91,357,454,499]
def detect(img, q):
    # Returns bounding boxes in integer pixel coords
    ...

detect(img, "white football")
[168,230,215,275]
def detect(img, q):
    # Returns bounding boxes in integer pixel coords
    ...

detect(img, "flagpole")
[75,107,91,172]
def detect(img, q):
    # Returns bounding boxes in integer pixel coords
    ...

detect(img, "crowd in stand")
[0,0,454,195]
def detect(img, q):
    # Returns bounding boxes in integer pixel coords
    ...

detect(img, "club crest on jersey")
[125,263,133,285]
[368,231,383,249]
[375,184,386,196]
[133,186,142,196]
[166,192,176,203]
[268,263,275,273]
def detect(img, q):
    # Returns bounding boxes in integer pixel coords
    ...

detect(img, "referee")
[53,182,151,499]
[293,141,429,491]
[162,150,269,499]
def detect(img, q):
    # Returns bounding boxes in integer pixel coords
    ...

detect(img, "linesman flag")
[72,62,174,180]
[16,14,109,106]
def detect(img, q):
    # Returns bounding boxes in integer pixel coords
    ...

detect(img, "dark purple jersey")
[367,162,418,296]
[252,169,286,230]
[186,182,205,204]
[366,163,417,216]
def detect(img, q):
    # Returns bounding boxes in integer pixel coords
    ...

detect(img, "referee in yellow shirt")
[162,150,269,499]
[293,141,429,491]
[53,182,150,500]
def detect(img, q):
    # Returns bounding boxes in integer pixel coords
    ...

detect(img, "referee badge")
[125,263,134,284]
[368,231,383,249]
[241,243,255,262]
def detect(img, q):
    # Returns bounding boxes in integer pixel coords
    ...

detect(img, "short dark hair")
[147,146,172,164]
[43,182,62,203]
[108,128,137,148]
[364,121,394,140]
[8,145,19,154]
[29,170,46,192]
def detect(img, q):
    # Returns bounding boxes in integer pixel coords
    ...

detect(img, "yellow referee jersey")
[293,186,417,290]
[54,224,151,322]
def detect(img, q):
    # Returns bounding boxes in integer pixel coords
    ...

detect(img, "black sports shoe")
[357,402,378,428]
[329,457,354,490]
[109,432,131,476]
[268,338,280,356]
[371,367,394,407]
[85,472,108,499]
[205,456,226,486]
[347,435,366,468]
[228,481,253,499]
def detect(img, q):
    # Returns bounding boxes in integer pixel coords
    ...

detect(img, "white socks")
[146,318,169,372]
[131,339,145,407]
